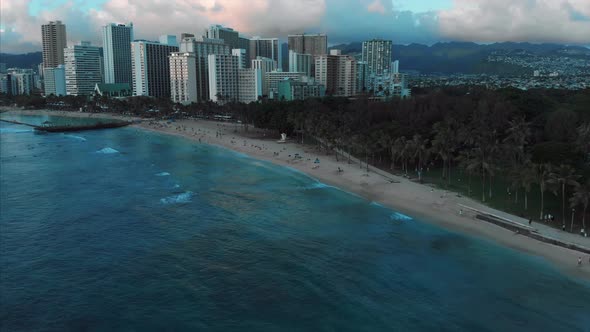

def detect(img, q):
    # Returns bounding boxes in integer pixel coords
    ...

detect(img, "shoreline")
[2,108,590,280]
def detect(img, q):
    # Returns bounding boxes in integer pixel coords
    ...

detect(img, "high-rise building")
[159,35,178,47]
[41,21,67,69]
[392,60,399,74]
[43,65,66,96]
[232,49,247,69]
[251,57,278,97]
[131,39,178,97]
[288,33,327,56]
[278,78,325,101]
[208,54,239,103]
[264,71,305,98]
[238,68,261,103]
[179,36,230,101]
[64,42,101,96]
[315,54,357,97]
[102,23,134,84]
[169,52,197,104]
[289,51,313,77]
[356,61,369,94]
[2,69,34,95]
[362,39,392,76]
[249,37,281,69]
[207,25,240,49]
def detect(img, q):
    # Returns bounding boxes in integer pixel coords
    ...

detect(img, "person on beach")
[528,218,532,226]
[578,257,582,266]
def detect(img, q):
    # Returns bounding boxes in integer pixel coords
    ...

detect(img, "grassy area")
[419,167,585,230]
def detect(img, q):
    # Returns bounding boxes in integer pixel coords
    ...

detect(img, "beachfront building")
[41,21,67,69]
[179,36,230,101]
[277,78,325,101]
[131,39,178,97]
[64,42,102,96]
[102,23,134,84]
[169,52,198,104]
[315,54,357,97]
[232,49,248,69]
[288,33,328,56]
[238,68,261,103]
[207,25,239,49]
[362,39,392,76]
[43,65,66,96]
[252,56,278,98]
[249,37,281,69]
[208,54,239,103]
[1,69,34,95]
[288,51,313,78]
[264,71,305,98]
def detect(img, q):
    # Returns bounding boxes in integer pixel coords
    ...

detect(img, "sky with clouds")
[1,0,589,53]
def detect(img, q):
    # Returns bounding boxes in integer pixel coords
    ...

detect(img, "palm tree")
[466,147,490,202]
[520,164,537,211]
[570,180,590,233]
[536,163,552,220]
[576,123,590,163]
[394,136,408,174]
[412,134,429,182]
[548,164,580,228]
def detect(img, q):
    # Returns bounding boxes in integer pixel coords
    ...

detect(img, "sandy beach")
[3,108,590,279]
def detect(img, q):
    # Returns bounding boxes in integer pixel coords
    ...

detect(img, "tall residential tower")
[361,39,392,75]
[41,21,67,68]
[102,23,134,84]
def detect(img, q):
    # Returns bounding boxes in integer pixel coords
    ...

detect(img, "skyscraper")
[179,36,230,101]
[207,25,240,49]
[131,39,178,97]
[249,37,281,69]
[362,39,392,75]
[315,54,357,97]
[102,23,134,84]
[41,21,67,69]
[356,61,369,94]
[43,65,66,96]
[208,54,239,103]
[251,57,278,98]
[64,42,101,96]
[232,49,247,69]
[169,52,197,104]
[289,51,313,77]
[288,33,327,56]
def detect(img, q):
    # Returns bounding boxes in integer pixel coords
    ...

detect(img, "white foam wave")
[155,172,170,176]
[0,128,33,134]
[63,134,87,141]
[390,212,413,221]
[304,182,333,190]
[96,147,119,154]
[173,184,181,188]
[160,191,193,205]
[370,201,384,208]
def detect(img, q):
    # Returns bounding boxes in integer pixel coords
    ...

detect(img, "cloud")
[1,0,589,54]
[438,0,590,44]
[367,0,386,14]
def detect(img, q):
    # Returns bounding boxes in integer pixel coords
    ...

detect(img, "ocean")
[1,115,589,331]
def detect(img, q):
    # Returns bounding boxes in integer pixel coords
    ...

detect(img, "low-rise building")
[278,78,325,101]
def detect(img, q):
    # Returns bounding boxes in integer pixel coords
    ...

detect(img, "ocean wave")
[0,128,33,134]
[63,134,87,141]
[173,184,181,188]
[370,201,384,208]
[304,182,334,190]
[390,212,413,221]
[160,191,193,205]
[155,172,171,176]
[96,147,119,154]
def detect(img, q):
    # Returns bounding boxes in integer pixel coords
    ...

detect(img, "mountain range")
[330,41,590,74]
[2,42,589,75]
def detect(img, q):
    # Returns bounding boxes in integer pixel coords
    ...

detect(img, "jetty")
[0,118,131,132]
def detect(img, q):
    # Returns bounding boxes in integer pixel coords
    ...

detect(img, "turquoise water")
[1,115,589,331]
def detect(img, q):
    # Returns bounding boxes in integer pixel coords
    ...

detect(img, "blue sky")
[2,0,589,53]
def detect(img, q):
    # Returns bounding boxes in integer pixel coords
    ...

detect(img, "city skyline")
[2,0,590,54]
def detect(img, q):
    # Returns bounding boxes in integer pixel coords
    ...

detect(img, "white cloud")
[0,0,327,53]
[367,0,386,14]
[438,0,590,44]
